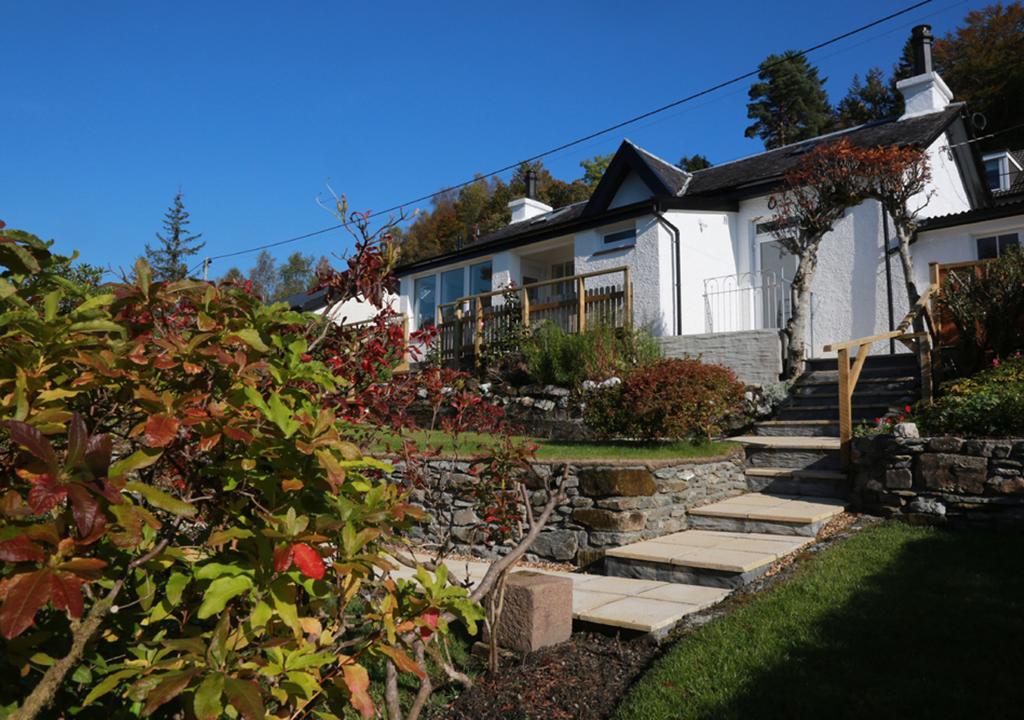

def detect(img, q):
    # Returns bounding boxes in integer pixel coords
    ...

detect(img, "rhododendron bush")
[0,213,558,720]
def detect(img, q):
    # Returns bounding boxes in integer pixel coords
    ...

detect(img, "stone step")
[776,403,898,422]
[391,558,730,636]
[786,390,917,408]
[804,354,919,372]
[734,435,842,471]
[753,420,840,437]
[604,528,814,589]
[801,367,920,383]
[791,379,920,397]
[686,493,845,537]
[744,467,849,499]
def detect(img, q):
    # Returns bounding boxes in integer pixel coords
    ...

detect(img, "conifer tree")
[145,190,204,281]
[746,51,833,149]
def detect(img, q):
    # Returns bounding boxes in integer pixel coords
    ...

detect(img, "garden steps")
[753,419,840,437]
[744,467,849,498]
[734,434,843,471]
[390,558,729,635]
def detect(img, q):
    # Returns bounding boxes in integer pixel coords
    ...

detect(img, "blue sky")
[0,0,985,277]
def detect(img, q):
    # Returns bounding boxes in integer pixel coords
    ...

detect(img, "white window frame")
[407,256,494,327]
[973,228,1022,260]
[982,152,1021,193]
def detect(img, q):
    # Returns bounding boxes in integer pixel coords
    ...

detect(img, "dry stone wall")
[395,450,747,566]
[852,435,1024,526]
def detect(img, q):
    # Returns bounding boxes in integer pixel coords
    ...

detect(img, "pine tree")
[745,51,833,149]
[145,191,204,281]
[678,154,713,172]
[834,67,901,128]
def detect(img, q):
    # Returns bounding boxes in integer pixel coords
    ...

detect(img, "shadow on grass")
[616,524,1024,720]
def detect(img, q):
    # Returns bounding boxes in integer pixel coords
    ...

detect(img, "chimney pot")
[911,24,934,75]
[525,168,538,200]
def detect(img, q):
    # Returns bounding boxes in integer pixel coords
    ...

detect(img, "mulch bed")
[428,631,658,720]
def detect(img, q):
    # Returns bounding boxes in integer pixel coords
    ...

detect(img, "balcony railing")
[702,271,792,334]
[434,266,632,366]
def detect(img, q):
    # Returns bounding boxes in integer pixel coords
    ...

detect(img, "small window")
[976,232,1020,260]
[984,157,1004,191]
[469,261,492,308]
[604,228,636,245]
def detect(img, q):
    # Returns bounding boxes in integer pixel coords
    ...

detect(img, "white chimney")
[898,25,953,119]
[508,168,552,223]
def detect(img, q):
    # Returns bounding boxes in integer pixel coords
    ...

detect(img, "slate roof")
[396,104,970,273]
[282,287,327,312]
[685,105,965,196]
[993,149,1024,200]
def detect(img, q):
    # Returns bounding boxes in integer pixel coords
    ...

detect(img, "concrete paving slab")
[572,589,623,614]
[637,583,730,606]
[580,597,703,632]
[573,575,666,594]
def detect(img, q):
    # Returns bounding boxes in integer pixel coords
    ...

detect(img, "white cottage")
[385,25,1017,384]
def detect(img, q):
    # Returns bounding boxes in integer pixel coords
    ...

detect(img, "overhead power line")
[195,0,933,272]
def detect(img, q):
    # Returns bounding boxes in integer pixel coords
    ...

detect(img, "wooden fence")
[434,266,633,366]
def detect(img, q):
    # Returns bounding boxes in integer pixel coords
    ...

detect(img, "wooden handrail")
[436,265,630,313]
[826,281,939,468]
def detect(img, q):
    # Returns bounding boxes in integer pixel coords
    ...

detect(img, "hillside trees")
[395,155,612,265]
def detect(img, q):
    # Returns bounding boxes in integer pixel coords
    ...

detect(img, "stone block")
[577,467,656,497]
[927,437,963,453]
[491,571,572,653]
[885,468,913,490]
[918,453,987,495]
[571,508,646,531]
[528,530,578,561]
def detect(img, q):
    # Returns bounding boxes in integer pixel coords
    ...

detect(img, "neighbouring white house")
[305,25,1021,385]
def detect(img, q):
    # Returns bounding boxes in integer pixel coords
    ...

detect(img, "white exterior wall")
[574,214,670,334]
[914,133,972,220]
[915,215,1024,287]
[665,210,738,335]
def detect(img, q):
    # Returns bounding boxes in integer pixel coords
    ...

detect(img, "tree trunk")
[895,225,922,329]
[783,252,818,378]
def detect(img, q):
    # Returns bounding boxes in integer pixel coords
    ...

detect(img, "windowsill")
[592,243,635,258]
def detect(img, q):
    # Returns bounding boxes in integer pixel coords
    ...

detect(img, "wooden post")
[455,306,464,366]
[576,276,586,333]
[623,267,633,329]
[837,346,852,469]
[919,338,934,405]
[473,297,484,361]
[521,287,530,329]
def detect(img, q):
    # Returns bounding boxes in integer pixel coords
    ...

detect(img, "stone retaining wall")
[851,435,1024,526]
[396,450,747,566]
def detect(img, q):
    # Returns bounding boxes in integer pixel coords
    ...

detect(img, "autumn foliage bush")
[584,358,744,441]
[0,215,548,720]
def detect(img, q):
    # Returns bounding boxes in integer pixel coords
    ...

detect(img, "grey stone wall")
[397,451,747,566]
[852,435,1024,527]
[659,330,784,386]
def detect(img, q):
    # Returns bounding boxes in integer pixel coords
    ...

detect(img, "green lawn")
[369,430,736,461]
[613,522,1024,720]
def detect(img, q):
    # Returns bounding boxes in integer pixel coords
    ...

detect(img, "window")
[976,232,1020,260]
[984,157,1005,191]
[604,228,636,245]
[440,268,464,320]
[550,260,574,299]
[413,275,436,329]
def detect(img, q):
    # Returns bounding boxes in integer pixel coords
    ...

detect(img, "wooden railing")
[434,266,633,366]
[824,264,941,468]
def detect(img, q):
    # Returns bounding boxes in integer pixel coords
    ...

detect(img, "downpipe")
[653,206,682,336]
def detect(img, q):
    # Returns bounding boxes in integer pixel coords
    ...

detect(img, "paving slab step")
[389,557,730,635]
[745,467,849,498]
[605,528,815,588]
[753,420,840,437]
[687,492,845,536]
[734,435,841,471]
[801,367,920,383]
